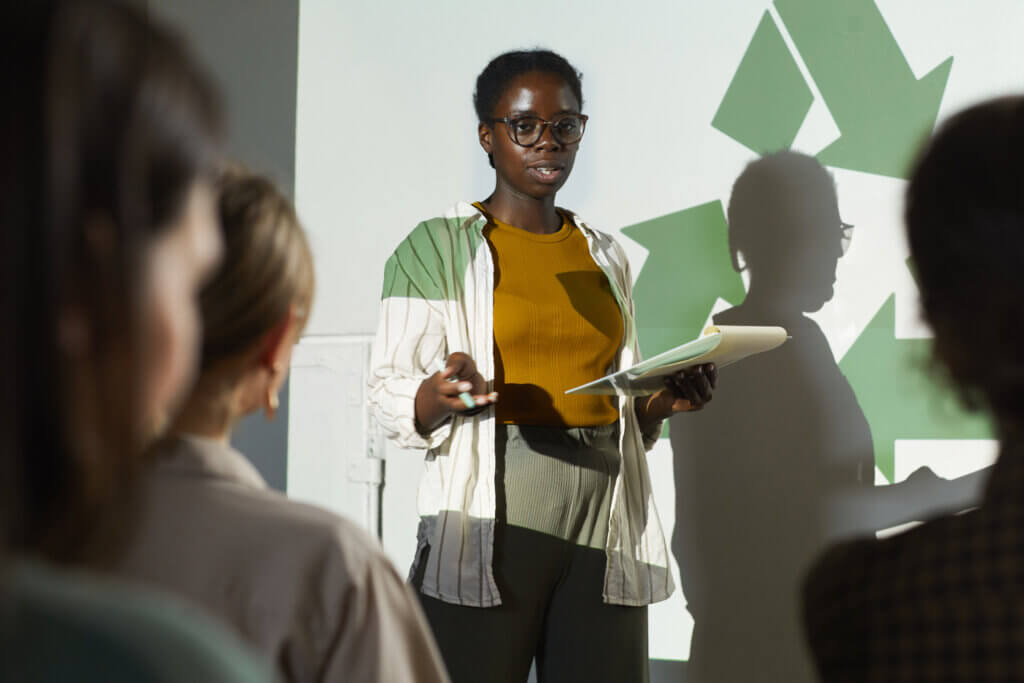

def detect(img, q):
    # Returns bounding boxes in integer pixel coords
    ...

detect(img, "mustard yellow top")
[479,204,623,427]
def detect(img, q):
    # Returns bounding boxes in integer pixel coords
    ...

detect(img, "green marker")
[434,359,476,410]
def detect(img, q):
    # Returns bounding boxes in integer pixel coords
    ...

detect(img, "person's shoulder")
[381,202,490,300]
[398,201,486,246]
[805,511,983,608]
[246,494,411,629]
[232,486,390,574]
[3,562,272,682]
[804,510,995,629]
[563,208,606,238]
[563,209,628,259]
[803,507,1016,679]
[803,534,877,607]
[150,457,388,578]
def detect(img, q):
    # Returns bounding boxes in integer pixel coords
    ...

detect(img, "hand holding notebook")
[566,325,789,396]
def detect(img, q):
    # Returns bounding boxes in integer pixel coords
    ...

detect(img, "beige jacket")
[111,434,449,683]
[368,202,671,608]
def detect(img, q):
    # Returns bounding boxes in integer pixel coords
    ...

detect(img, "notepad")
[565,325,789,396]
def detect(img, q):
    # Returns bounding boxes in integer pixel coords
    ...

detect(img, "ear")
[259,306,298,372]
[478,121,493,156]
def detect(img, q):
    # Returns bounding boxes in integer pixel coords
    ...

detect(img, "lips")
[526,160,567,184]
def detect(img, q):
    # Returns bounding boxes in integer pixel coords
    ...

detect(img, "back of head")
[199,168,313,371]
[906,96,1024,426]
[0,0,223,560]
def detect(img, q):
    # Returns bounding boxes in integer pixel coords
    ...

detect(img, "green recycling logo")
[622,0,991,481]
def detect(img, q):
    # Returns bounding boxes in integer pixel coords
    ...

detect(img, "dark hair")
[474,49,583,168]
[905,96,1024,427]
[0,0,223,560]
[199,167,313,369]
[473,49,583,122]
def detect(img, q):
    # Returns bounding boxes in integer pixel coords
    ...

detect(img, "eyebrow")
[507,108,581,117]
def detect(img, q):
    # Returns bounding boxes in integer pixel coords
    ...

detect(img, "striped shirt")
[368,201,673,608]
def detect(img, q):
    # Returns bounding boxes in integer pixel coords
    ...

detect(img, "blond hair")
[200,168,313,368]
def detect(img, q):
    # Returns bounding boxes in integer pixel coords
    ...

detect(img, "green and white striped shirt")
[369,201,673,608]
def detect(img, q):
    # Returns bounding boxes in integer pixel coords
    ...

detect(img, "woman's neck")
[169,373,244,444]
[483,183,560,234]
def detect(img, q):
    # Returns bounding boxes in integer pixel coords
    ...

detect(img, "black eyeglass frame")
[488,113,589,147]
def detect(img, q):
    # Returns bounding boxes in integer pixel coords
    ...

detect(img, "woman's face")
[481,70,582,200]
[140,179,223,435]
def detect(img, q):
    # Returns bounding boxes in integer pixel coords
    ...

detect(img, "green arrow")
[839,295,992,482]
[622,200,746,361]
[712,10,814,154]
[774,0,952,179]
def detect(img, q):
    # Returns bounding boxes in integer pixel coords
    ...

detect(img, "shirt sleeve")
[614,237,664,451]
[367,228,452,450]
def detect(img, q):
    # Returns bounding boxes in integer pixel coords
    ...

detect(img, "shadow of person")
[668,151,976,683]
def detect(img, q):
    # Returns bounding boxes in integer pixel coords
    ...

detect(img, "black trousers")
[413,524,649,683]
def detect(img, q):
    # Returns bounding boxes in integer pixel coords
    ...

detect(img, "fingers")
[665,364,716,411]
[444,352,477,381]
[437,378,475,398]
[434,354,496,415]
[468,391,499,409]
[676,397,703,412]
[690,366,714,403]
[439,391,498,414]
[705,363,718,390]
[671,372,703,407]
[438,353,494,411]
[436,371,489,400]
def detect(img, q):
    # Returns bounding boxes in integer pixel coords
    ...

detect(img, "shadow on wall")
[668,151,983,683]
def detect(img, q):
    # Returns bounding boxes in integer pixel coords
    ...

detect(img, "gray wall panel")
[148,0,299,490]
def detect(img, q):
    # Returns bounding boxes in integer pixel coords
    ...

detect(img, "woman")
[110,167,450,683]
[369,49,715,683]
[1,1,272,680]
[801,96,1024,680]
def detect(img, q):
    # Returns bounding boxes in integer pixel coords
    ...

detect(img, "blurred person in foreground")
[108,167,450,683]
[0,1,273,680]
[802,96,1024,681]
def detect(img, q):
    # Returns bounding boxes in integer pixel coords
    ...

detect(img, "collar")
[452,200,596,239]
[149,434,268,490]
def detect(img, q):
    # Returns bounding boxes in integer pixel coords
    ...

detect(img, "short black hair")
[473,49,583,123]
[906,96,1024,425]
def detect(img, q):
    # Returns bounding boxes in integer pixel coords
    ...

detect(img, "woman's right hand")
[414,352,498,435]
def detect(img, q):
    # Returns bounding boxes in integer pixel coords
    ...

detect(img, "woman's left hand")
[635,363,717,426]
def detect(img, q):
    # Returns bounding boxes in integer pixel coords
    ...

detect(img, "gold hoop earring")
[265,388,279,421]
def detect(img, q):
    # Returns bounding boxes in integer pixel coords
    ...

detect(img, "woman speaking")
[369,49,715,683]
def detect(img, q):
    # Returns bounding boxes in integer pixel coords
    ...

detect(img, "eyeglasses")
[489,113,588,147]
[840,221,854,255]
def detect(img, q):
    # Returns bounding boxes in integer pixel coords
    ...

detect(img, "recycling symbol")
[621,0,990,480]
